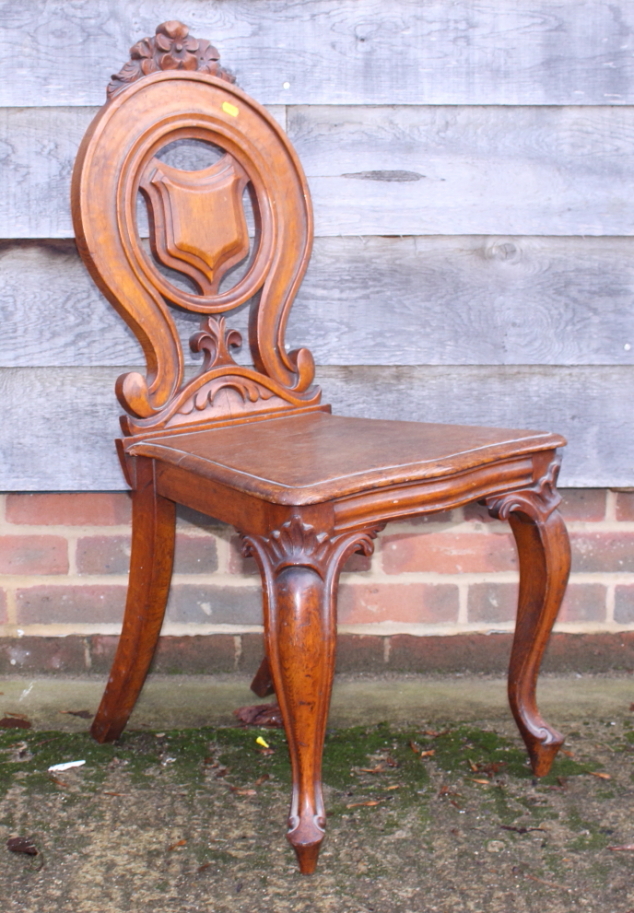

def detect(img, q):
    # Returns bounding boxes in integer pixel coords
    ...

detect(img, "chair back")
[72,21,321,437]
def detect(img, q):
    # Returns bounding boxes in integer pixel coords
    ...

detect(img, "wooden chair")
[72,22,571,874]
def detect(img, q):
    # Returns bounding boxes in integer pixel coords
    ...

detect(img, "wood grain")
[0,106,283,239]
[1,366,631,489]
[5,104,634,238]
[292,105,634,237]
[3,238,633,368]
[1,1,633,107]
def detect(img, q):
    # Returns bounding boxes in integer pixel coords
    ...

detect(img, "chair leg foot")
[243,515,381,872]
[292,840,322,876]
[91,462,176,743]
[486,460,571,777]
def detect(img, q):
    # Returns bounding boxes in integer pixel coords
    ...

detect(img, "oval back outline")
[72,71,314,419]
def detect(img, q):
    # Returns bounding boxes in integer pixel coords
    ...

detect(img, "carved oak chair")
[72,22,571,875]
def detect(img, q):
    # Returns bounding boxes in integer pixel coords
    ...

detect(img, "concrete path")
[0,672,631,731]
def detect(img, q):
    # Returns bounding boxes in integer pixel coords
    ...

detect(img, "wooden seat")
[72,21,571,875]
[129,412,562,504]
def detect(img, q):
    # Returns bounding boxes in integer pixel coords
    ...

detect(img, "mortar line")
[605,582,616,624]
[605,489,618,521]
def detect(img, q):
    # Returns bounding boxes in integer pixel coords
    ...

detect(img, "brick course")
[76,534,219,575]
[16,584,126,624]
[1,488,634,672]
[6,492,131,526]
[0,536,68,575]
[338,581,459,625]
[382,530,517,574]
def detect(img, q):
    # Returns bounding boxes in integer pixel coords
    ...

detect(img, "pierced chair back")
[72,21,321,439]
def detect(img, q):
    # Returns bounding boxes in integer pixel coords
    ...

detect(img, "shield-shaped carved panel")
[140,154,251,295]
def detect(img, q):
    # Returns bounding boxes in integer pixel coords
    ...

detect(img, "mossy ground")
[0,716,633,912]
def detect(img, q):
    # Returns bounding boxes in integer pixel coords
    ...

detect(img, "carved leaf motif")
[242,517,384,578]
[269,517,331,567]
[108,21,235,99]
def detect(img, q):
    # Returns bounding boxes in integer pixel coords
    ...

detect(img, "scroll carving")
[108,21,235,99]
[485,456,562,522]
[119,317,321,435]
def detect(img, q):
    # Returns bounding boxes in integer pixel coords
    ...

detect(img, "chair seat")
[129,411,565,505]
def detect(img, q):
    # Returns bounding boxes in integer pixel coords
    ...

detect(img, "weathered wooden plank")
[5,105,634,238]
[293,105,634,237]
[1,366,631,489]
[3,238,634,368]
[0,106,283,238]
[1,1,633,107]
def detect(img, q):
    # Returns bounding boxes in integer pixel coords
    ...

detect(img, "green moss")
[568,831,610,851]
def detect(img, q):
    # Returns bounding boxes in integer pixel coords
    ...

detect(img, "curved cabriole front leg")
[243,516,381,874]
[486,457,571,777]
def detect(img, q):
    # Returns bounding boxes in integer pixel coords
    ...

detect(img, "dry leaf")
[59,710,93,720]
[468,760,505,776]
[525,873,572,892]
[48,776,70,788]
[7,837,38,856]
[385,784,401,790]
[254,774,270,787]
[561,749,575,758]
[501,825,546,835]
[168,839,187,851]
[438,784,463,799]
[608,844,634,852]
[419,749,435,758]
[229,786,257,796]
[0,717,31,730]
[589,771,611,780]
[233,703,283,728]
[470,778,491,785]
[198,862,212,873]
[346,800,383,808]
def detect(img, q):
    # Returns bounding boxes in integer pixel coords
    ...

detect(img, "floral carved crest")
[108,21,235,99]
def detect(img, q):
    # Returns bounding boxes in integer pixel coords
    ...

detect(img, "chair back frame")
[72,26,321,438]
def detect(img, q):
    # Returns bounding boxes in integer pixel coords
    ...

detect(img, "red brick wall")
[0,489,633,673]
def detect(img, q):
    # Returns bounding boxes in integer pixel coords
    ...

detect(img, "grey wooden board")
[295,105,634,237]
[0,106,284,239]
[3,237,634,368]
[5,104,634,239]
[1,1,634,107]
[0,366,631,489]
